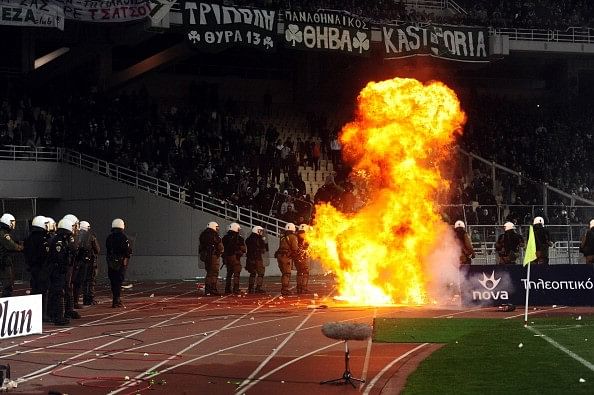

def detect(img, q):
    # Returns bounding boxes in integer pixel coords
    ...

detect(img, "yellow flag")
[523,225,537,266]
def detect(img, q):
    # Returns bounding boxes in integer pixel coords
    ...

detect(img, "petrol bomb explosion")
[307,77,466,305]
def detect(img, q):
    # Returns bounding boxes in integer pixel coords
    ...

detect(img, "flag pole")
[523,224,537,326]
[524,260,531,326]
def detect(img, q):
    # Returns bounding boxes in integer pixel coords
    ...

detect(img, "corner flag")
[523,225,537,266]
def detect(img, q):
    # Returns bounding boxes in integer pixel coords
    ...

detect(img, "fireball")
[307,78,466,305]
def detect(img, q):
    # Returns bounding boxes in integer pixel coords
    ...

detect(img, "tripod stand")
[320,340,365,388]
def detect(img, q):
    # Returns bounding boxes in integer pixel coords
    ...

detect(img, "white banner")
[51,0,152,22]
[0,0,65,30]
[0,294,42,340]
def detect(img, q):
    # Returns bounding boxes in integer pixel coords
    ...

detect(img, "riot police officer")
[0,213,23,297]
[106,218,132,308]
[580,219,594,264]
[47,217,78,325]
[245,226,268,294]
[60,214,80,317]
[24,216,50,321]
[73,221,100,307]
[454,220,475,265]
[222,223,247,295]
[533,216,553,265]
[295,224,311,294]
[46,217,57,237]
[199,222,224,296]
[495,222,525,264]
[275,223,299,296]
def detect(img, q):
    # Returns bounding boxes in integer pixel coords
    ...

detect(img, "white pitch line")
[432,306,489,318]
[362,343,429,395]
[359,308,377,390]
[235,302,319,393]
[18,304,208,383]
[526,325,594,372]
[107,294,281,395]
[504,305,568,320]
[238,341,343,393]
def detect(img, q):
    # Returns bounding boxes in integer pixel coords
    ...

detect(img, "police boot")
[225,276,232,294]
[301,273,310,294]
[247,276,255,294]
[65,309,81,319]
[255,276,266,294]
[73,290,82,309]
[54,299,69,326]
[281,273,292,296]
[232,276,241,295]
[295,274,302,294]
[42,296,51,323]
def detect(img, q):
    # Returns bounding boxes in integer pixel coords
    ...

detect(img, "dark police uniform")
[222,231,247,294]
[74,229,101,306]
[533,224,552,264]
[275,231,299,295]
[47,228,78,325]
[454,227,475,265]
[295,230,310,294]
[580,227,594,264]
[245,232,268,294]
[0,224,23,297]
[24,225,50,320]
[106,228,132,307]
[199,227,224,296]
[495,229,525,264]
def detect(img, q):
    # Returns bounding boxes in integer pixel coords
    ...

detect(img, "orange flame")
[308,78,466,305]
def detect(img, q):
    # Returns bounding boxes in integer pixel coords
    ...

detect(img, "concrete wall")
[0,160,287,281]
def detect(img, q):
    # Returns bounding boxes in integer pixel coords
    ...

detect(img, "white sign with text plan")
[0,294,42,340]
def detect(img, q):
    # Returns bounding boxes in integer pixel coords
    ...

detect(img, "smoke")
[424,224,463,305]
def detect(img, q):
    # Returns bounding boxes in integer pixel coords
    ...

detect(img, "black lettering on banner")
[183,2,277,52]
[282,9,370,56]
[383,22,488,62]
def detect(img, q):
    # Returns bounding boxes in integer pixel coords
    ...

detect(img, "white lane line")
[362,343,429,395]
[235,303,319,393]
[1,328,143,360]
[18,304,208,383]
[238,341,343,392]
[432,306,489,318]
[107,295,280,395]
[19,313,304,385]
[359,308,377,389]
[504,306,568,320]
[0,327,71,352]
[526,326,594,372]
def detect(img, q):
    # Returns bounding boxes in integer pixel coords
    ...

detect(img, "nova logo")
[478,271,501,290]
[473,271,509,301]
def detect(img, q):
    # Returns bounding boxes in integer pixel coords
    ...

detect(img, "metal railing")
[489,26,594,43]
[467,224,588,265]
[0,146,288,237]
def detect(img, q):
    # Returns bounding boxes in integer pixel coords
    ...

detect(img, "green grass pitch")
[373,317,594,394]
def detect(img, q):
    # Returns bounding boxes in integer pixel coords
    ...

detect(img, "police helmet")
[504,222,515,231]
[533,216,544,225]
[80,221,90,231]
[285,223,296,232]
[252,226,264,235]
[454,220,465,229]
[58,218,76,232]
[298,224,309,232]
[207,221,219,231]
[0,213,16,229]
[229,223,241,233]
[63,214,79,226]
[112,218,125,229]
[590,219,594,229]
[46,217,56,232]
[32,216,49,230]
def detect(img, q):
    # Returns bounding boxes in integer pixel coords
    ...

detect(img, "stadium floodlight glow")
[34,47,70,70]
